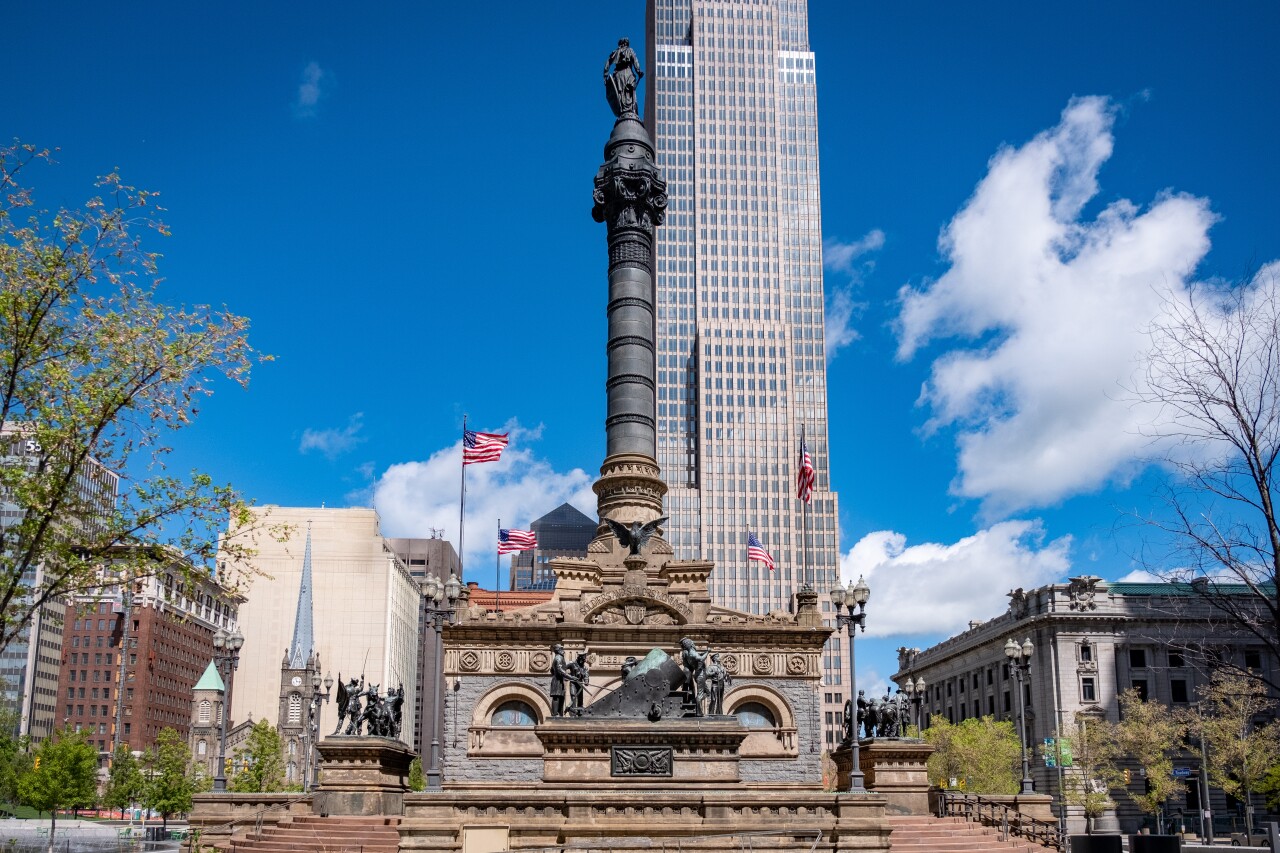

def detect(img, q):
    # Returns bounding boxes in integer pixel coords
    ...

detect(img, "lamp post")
[424,572,461,791]
[829,575,870,793]
[304,670,333,791]
[211,626,244,793]
[1004,637,1035,794]
[902,675,927,734]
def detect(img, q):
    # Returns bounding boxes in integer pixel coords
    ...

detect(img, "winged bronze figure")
[604,515,669,556]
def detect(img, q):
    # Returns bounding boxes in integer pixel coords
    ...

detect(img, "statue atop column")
[604,38,644,118]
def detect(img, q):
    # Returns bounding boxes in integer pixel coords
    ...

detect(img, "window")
[1080,643,1093,662]
[1169,650,1184,668]
[1129,649,1147,668]
[1081,677,1097,702]
[1245,650,1262,670]
[288,693,302,723]
[1131,679,1149,701]
[735,702,776,728]
[1003,691,1011,713]
[1171,679,1189,703]
[198,700,211,723]
[197,740,206,756]
[490,700,538,727]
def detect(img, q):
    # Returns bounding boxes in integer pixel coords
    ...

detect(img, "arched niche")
[725,683,798,757]
[467,681,550,758]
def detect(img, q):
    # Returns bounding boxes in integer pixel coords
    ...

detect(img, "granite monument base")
[536,716,747,784]
[313,736,414,817]
[831,739,935,815]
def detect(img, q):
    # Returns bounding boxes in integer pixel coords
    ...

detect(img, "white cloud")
[294,62,326,117]
[894,96,1219,514]
[366,422,596,573]
[840,520,1072,638]
[1116,568,1161,583]
[823,229,884,361]
[299,413,365,459]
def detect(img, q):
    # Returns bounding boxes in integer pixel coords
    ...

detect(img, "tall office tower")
[507,503,596,592]
[646,0,845,747]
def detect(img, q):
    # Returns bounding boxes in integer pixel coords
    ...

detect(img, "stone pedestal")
[314,736,414,816]
[536,717,747,785]
[832,739,935,815]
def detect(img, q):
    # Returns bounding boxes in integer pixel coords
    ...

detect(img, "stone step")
[888,815,1053,853]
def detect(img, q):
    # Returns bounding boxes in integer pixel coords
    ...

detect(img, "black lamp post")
[1004,636,1035,794]
[212,626,245,793]
[902,675,927,734]
[424,572,461,791]
[829,575,870,793]
[305,670,333,791]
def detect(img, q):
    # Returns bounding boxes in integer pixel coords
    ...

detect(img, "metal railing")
[938,791,1064,850]
[187,793,312,853]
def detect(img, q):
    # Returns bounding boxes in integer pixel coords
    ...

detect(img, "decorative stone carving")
[753,654,773,675]
[495,651,515,672]
[459,651,481,673]
[786,654,807,675]
[1008,587,1030,619]
[611,746,673,777]
[581,587,691,625]
[529,651,551,673]
[720,654,739,675]
[1067,576,1103,611]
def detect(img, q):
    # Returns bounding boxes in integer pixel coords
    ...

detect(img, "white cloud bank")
[367,423,596,573]
[840,521,1072,639]
[300,412,365,459]
[895,96,1220,515]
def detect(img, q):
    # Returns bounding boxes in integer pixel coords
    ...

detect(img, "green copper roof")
[194,659,224,692]
[1108,581,1275,596]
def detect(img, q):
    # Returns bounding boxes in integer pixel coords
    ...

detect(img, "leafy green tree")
[141,728,199,830]
[16,728,97,853]
[1113,688,1187,825]
[0,695,32,807]
[101,745,144,816]
[1192,672,1280,845]
[1058,713,1123,835]
[924,714,1021,793]
[407,757,425,792]
[228,720,285,793]
[0,141,272,656]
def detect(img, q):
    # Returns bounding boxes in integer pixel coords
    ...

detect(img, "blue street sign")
[1173,766,1192,778]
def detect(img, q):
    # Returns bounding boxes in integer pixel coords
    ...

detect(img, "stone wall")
[443,673,544,783]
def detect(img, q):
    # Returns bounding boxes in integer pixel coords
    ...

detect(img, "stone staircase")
[232,815,401,853]
[888,815,1055,852]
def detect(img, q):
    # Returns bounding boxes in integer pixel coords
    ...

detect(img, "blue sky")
[7,1,1279,693]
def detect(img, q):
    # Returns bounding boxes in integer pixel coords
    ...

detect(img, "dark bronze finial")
[604,515,669,556]
[604,37,644,119]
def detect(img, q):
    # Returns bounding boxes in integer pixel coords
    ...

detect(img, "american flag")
[796,438,815,503]
[498,528,537,555]
[463,429,509,465]
[747,531,776,571]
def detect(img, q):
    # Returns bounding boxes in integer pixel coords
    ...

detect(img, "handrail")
[186,792,313,851]
[938,791,1064,851]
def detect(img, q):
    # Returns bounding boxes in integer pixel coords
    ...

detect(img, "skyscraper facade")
[646,0,845,747]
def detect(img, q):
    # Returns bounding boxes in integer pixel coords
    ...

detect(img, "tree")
[101,745,144,817]
[1057,713,1123,835]
[141,728,199,830]
[1191,672,1280,845]
[1112,688,1187,826]
[228,720,285,793]
[923,714,1022,793]
[0,141,273,656]
[1137,269,1280,691]
[16,728,97,853]
[0,695,31,806]
[407,757,425,792]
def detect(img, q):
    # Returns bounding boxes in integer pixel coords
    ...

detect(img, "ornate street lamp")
[212,626,245,793]
[424,572,461,791]
[1004,636,1035,794]
[304,670,333,791]
[829,575,870,793]
[902,675,927,734]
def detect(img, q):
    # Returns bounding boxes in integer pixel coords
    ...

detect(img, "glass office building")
[646,0,845,746]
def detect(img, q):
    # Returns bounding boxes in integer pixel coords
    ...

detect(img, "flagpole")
[800,423,811,591]
[459,414,467,583]
[495,518,501,615]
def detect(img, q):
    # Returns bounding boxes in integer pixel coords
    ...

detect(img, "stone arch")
[580,590,690,626]
[725,683,798,757]
[467,681,550,758]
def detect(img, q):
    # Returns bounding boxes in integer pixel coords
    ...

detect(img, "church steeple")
[288,521,315,669]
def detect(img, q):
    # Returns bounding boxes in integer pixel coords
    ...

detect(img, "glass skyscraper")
[646,0,845,746]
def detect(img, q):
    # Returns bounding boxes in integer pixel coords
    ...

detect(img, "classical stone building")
[893,576,1276,835]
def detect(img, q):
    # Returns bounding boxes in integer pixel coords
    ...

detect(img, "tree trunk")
[47,809,56,853]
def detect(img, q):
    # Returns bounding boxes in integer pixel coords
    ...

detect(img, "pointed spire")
[288,521,315,670]
[194,659,225,692]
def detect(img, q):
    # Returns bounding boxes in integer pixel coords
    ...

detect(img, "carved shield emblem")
[624,603,647,625]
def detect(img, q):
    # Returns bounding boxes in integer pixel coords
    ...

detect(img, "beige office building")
[224,507,420,743]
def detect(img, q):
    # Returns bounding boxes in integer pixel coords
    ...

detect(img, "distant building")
[188,661,224,778]
[508,503,596,591]
[1,424,118,743]
[57,549,239,762]
[894,577,1276,835]
[388,536,461,762]
[224,507,419,747]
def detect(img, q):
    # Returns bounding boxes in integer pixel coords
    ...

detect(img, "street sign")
[1173,766,1193,778]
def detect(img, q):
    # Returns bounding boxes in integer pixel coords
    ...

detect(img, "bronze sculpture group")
[332,675,405,739]
[843,689,914,744]
[548,638,731,719]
